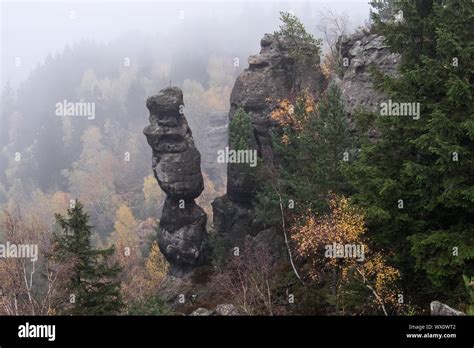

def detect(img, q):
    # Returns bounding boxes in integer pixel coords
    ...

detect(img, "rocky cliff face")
[340,32,400,122]
[212,33,325,246]
[143,87,208,276]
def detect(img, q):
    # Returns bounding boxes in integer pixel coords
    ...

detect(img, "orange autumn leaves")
[291,195,402,313]
[269,92,315,143]
[292,196,365,269]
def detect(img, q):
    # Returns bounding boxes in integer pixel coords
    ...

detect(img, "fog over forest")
[2,1,370,87]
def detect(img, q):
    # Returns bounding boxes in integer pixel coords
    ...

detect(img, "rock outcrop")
[340,32,400,122]
[212,33,325,247]
[143,87,208,276]
[214,303,240,316]
[190,308,213,316]
[189,303,241,316]
[430,301,466,316]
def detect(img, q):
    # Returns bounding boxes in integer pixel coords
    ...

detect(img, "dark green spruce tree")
[257,84,352,225]
[52,201,123,315]
[346,0,474,308]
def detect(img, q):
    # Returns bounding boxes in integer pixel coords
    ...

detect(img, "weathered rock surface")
[430,301,466,316]
[212,33,324,246]
[189,303,241,316]
[340,32,400,120]
[211,194,257,246]
[190,307,213,316]
[144,87,208,276]
[214,303,240,316]
[158,198,207,274]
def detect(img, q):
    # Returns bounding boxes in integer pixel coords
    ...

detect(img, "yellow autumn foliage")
[269,92,316,141]
[291,195,401,313]
[145,241,168,285]
[112,204,139,248]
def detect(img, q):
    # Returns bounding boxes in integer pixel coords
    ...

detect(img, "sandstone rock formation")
[189,303,240,316]
[430,301,466,316]
[143,87,208,276]
[340,32,400,121]
[212,33,325,246]
[214,303,240,316]
[189,307,213,316]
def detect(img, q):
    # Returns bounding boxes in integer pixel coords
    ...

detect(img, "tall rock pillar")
[143,87,207,276]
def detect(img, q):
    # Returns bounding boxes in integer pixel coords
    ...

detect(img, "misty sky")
[1,0,371,88]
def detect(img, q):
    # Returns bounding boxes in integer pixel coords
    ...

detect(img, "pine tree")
[307,84,352,196]
[274,11,322,63]
[346,0,474,305]
[257,84,352,224]
[52,201,124,315]
[369,0,400,23]
[229,107,254,151]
